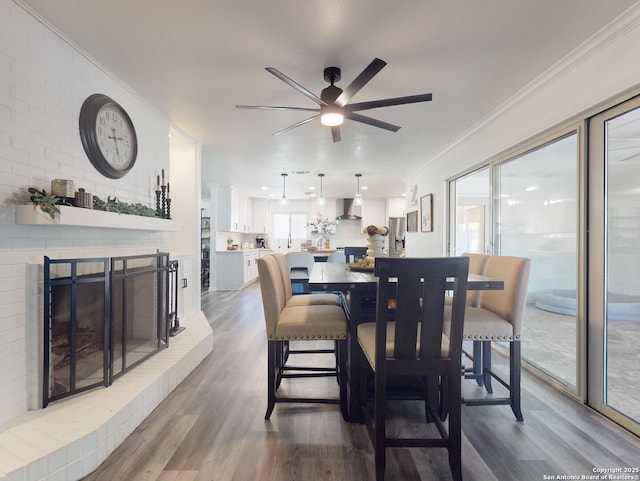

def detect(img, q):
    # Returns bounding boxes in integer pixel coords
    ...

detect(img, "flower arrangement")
[362,224,389,236]
[308,213,337,236]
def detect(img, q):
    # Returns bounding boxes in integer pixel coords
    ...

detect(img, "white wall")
[0,2,197,428]
[169,127,200,316]
[404,5,640,257]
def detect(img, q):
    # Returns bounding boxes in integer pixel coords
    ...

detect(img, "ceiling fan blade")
[335,58,387,107]
[266,67,325,106]
[273,115,319,136]
[331,126,341,143]
[345,112,401,132]
[236,105,320,112]
[346,93,433,112]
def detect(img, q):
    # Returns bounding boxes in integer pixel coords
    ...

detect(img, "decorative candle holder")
[165,198,172,220]
[155,190,161,215]
[161,186,167,218]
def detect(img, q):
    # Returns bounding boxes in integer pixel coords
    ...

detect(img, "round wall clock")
[79,93,138,179]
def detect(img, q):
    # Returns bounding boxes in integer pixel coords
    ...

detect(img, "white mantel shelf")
[16,205,182,231]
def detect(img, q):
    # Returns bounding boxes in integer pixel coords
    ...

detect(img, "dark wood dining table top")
[308,261,504,292]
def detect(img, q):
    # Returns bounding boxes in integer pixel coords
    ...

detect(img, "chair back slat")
[419,277,448,359]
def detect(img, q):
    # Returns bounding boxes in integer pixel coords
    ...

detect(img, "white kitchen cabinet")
[216,249,269,290]
[253,198,268,233]
[217,184,253,232]
[229,186,241,231]
[241,195,253,232]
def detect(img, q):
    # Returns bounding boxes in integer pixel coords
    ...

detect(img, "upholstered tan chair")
[461,252,489,306]
[257,254,348,420]
[457,255,531,421]
[453,252,489,385]
[356,257,470,481]
[285,251,315,294]
[272,252,341,307]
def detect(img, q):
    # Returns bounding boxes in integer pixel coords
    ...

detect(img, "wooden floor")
[82,283,640,481]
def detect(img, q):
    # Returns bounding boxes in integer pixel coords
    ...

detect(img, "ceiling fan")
[236,58,432,143]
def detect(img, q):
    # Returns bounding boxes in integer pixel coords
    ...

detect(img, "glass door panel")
[589,100,640,433]
[450,167,490,255]
[494,133,579,390]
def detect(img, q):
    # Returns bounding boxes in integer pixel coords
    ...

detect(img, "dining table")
[307,260,504,422]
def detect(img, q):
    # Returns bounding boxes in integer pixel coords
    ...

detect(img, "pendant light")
[280,173,289,206]
[316,173,326,206]
[354,173,363,206]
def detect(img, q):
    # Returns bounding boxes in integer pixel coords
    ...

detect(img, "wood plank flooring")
[82,283,640,481]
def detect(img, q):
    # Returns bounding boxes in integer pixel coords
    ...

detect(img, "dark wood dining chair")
[356,256,469,481]
[344,246,367,264]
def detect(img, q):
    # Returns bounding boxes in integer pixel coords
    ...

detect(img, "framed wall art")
[407,210,418,232]
[421,194,433,232]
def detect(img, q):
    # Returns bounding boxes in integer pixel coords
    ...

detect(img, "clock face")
[79,94,138,179]
[95,104,136,170]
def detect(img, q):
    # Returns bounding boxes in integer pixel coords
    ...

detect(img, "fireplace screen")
[110,253,170,379]
[44,257,109,404]
[43,253,172,407]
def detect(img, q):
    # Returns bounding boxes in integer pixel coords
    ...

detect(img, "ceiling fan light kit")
[320,106,344,127]
[236,58,432,143]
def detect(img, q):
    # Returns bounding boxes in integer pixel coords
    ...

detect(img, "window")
[273,213,307,240]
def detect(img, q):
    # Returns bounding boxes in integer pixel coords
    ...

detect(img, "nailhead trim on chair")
[269,334,347,340]
[463,334,520,340]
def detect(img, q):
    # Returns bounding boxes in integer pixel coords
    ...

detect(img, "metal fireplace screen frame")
[110,252,170,381]
[43,256,110,407]
[43,252,174,407]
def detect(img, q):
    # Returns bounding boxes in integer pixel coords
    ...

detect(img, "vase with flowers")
[307,213,337,249]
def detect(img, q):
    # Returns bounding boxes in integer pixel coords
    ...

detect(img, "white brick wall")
[0,1,176,429]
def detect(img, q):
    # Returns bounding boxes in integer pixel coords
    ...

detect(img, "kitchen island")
[216,248,272,290]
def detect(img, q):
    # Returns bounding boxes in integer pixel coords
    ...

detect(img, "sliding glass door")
[494,133,580,391]
[449,132,581,392]
[589,98,640,435]
[449,167,491,256]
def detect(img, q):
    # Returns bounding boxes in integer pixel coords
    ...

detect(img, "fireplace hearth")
[43,252,177,407]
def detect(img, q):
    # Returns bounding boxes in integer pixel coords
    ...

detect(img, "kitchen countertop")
[301,249,337,254]
[216,248,272,253]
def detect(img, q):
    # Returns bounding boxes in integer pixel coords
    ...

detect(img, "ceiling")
[18,0,638,200]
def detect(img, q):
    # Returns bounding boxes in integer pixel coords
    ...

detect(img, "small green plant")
[92,195,158,217]
[27,187,61,219]
[27,186,160,219]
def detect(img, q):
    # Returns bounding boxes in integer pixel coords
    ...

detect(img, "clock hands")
[108,127,125,160]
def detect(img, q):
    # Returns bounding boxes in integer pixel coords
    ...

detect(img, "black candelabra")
[155,170,172,219]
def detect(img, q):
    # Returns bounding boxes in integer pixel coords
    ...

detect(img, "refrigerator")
[388,217,406,257]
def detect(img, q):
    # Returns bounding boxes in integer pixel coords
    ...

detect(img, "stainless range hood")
[336,199,362,220]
